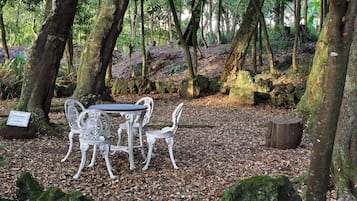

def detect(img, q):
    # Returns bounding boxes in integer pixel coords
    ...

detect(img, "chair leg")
[88,145,97,167]
[166,137,178,169]
[142,137,155,171]
[102,144,116,179]
[73,143,89,179]
[139,127,146,159]
[61,131,74,162]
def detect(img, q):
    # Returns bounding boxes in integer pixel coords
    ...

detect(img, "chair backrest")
[170,103,184,134]
[77,109,112,141]
[135,97,154,126]
[64,99,86,130]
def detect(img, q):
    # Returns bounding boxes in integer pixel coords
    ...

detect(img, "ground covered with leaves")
[0,93,313,200]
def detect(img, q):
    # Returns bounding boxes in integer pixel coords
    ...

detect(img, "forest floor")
[0,43,332,200]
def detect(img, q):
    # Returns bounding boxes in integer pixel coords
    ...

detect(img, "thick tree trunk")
[73,0,129,103]
[332,15,357,200]
[296,20,328,137]
[221,0,263,90]
[15,0,77,134]
[306,1,357,200]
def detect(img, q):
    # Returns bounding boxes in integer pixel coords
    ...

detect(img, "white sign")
[6,110,31,127]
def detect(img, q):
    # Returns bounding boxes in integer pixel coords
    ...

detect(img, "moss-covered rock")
[155,81,166,94]
[221,175,301,201]
[179,78,200,99]
[16,172,43,201]
[15,172,93,201]
[229,71,257,105]
[196,75,209,92]
[166,80,177,93]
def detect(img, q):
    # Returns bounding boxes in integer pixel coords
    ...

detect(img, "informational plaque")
[6,110,31,127]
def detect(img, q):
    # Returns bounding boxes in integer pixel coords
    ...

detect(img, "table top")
[89,103,147,112]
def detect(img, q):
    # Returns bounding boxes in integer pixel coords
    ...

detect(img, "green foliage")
[168,64,187,76]
[221,175,301,201]
[0,52,27,99]
[0,144,10,166]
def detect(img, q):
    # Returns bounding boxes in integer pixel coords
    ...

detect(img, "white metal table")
[89,103,147,170]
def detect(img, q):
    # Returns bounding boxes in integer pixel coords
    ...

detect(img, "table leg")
[127,114,135,170]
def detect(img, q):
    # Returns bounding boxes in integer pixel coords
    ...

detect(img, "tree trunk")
[216,0,222,45]
[306,1,357,200]
[253,0,275,74]
[168,0,194,79]
[130,0,138,41]
[296,20,328,137]
[0,0,9,61]
[73,0,129,104]
[64,29,74,74]
[15,0,78,134]
[251,28,257,70]
[221,0,264,90]
[303,0,308,25]
[332,14,357,200]
[140,0,147,78]
[292,0,301,71]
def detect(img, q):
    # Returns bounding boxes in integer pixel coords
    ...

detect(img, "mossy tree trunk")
[306,1,357,200]
[73,0,129,103]
[296,18,328,137]
[15,0,78,134]
[221,0,264,90]
[331,15,357,200]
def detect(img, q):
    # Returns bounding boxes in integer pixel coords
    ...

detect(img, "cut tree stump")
[266,115,303,149]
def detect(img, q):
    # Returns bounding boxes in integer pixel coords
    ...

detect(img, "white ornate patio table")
[89,103,147,170]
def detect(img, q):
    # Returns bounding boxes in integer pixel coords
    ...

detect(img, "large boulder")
[221,175,301,201]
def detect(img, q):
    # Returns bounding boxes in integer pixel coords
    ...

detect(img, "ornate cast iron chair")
[142,103,184,171]
[73,109,116,179]
[62,99,86,162]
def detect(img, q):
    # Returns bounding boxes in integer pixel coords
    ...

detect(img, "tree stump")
[266,115,303,149]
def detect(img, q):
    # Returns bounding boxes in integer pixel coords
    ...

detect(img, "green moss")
[221,175,301,201]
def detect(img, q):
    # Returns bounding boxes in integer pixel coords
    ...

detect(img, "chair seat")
[145,129,174,138]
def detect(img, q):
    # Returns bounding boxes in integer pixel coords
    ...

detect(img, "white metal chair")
[73,109,116,179]
[61,99,86,162]
[142,102,184,171]
[116,97,154,157]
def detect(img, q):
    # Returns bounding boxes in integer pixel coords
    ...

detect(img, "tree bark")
[332,14,357,200]
[73,0,129,103]
[0,0,9,61]
[15,0,78,133]
[168,0,194,79]
[296,20,328,137]
[252,0,275,74]
[306,1,357,200]
[64,29,74,74]
[216,0,222,45]
[221,0,263,90]
[292,0,301,71]
[140,0,147,78]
